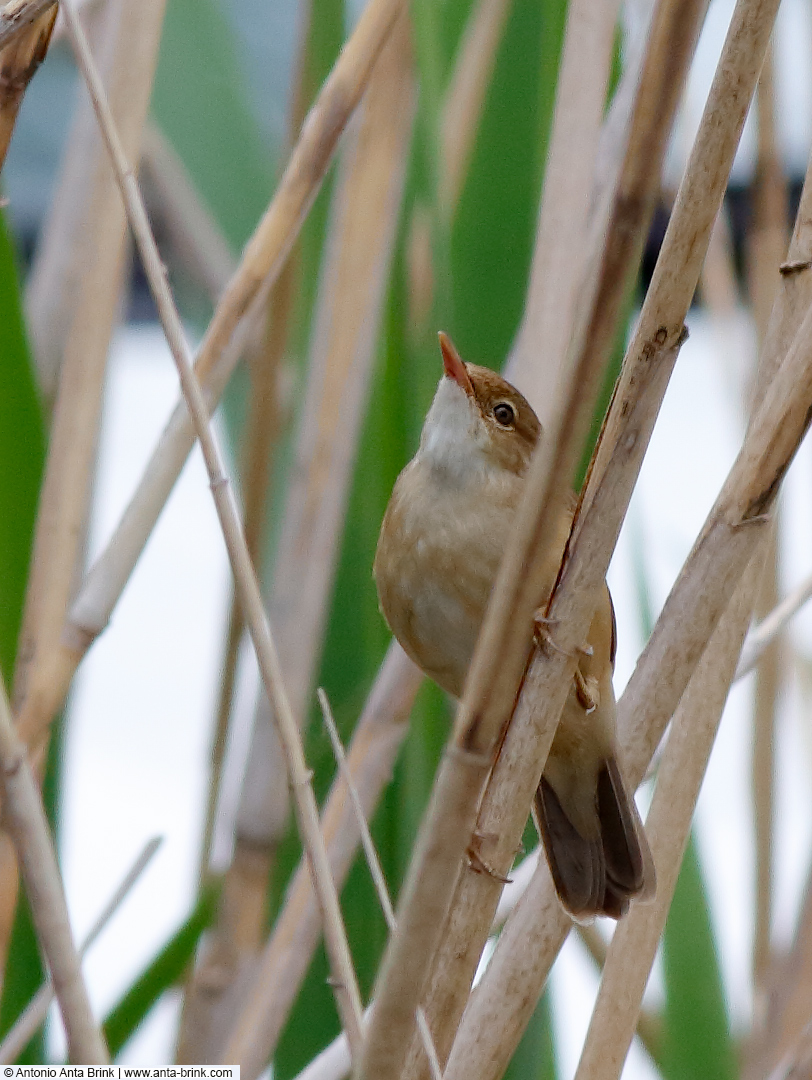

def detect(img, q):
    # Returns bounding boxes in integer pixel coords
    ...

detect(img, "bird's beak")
[438,332,474,398]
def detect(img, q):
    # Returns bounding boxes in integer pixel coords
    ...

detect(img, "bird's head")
[418,332,540,481]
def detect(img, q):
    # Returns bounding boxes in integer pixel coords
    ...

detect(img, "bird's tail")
[534,756,655,920]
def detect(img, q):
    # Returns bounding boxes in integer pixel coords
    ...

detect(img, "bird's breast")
[374,459,521,698]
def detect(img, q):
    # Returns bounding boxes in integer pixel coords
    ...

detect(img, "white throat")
[418,377,489,484]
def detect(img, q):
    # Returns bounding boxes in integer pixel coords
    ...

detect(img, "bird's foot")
[574,668,600,713]
[467,832,512,884]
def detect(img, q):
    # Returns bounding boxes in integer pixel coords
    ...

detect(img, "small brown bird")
[374,333,654,919]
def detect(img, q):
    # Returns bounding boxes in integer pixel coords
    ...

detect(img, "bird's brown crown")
[464,363,541,476]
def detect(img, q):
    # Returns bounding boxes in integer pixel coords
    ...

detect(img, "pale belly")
[374,461,517,698]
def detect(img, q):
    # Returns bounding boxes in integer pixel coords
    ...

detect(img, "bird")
[373,331,654,919]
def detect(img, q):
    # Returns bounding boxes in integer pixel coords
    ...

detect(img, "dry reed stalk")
[740,151,812,1080]
[195,269,290,884]
[746,880,812,1080]
[178,18,415,1063]
[140,121,237,305]
[13,0,405,754]
[0,836,161,1065]
[701,209,740,318]
[439,0,511,216]
[0,671,108,1064]
[318,690,442,1080]
[573,563,761,1080]
[506,0,621,420]
[359,5,702,1078]
[224,642,422,1076]
[0,0,55,48]
[446,112,812,1080]
[24,0,165,403]
[60,1,365,1060]
[0,2,55,171]
[177,2,310,1055]
[736,571,812,679]
[0,0,167,980]
[748,45,786,1000]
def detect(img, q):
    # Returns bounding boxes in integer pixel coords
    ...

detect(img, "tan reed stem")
[439,0,511,216]
[748,42,786,1004]
[358,4,702,1078]
[223,642,422,1076]
[506,0,621,419]
[0,0,168,981]
[60,0,365,1059]
[0,0,54,49]
[573,563,761,1080]
[318,690,442,1080]
[14,0,406,752]
[0,670,108,1064]
[180,19,414,1062]
[444,60,812,1080]
[736,571,812,680]
[0,837,161,1065]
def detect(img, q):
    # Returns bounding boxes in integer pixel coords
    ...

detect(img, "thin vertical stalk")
[506,0,621,420]
[748,42,786,1004]
[60,0,365,1060]
[572,564,760,1080]
[223,644,422,1076]
[0,671,108,1064]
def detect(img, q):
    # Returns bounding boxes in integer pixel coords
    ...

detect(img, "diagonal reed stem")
[0,669,108,1064]
[60,0,365,1060]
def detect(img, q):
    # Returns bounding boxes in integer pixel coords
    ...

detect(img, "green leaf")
[0,208,47,1063]
[450,0,567,364]
[661,833,737,1080]
[103,884,219,1058]
[151,0,275,254]
[0,210,45,685]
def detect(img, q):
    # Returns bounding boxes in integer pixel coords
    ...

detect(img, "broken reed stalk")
[446,93,811,1080]
[506,0,621,418]
[575,563,762,1080]
[0,0,54,49]
[358,4,702,1078]
[0,836,162,1066]
[180,19,415,1064]
[0,1,54,171]
[0,670,108,1064]
[318,690,442,1080]
[224,642,422,1075]
[14,0,406,752]
[60,1,365,1061]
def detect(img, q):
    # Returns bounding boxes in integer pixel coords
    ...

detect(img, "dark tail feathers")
[534,757,654,920]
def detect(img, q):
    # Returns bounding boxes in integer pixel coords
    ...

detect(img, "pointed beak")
[438,332,474,397]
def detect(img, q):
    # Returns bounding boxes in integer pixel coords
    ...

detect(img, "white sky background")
[42,0,812,1073]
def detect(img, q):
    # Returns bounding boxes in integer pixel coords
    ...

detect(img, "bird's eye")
[493,402,516,427]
